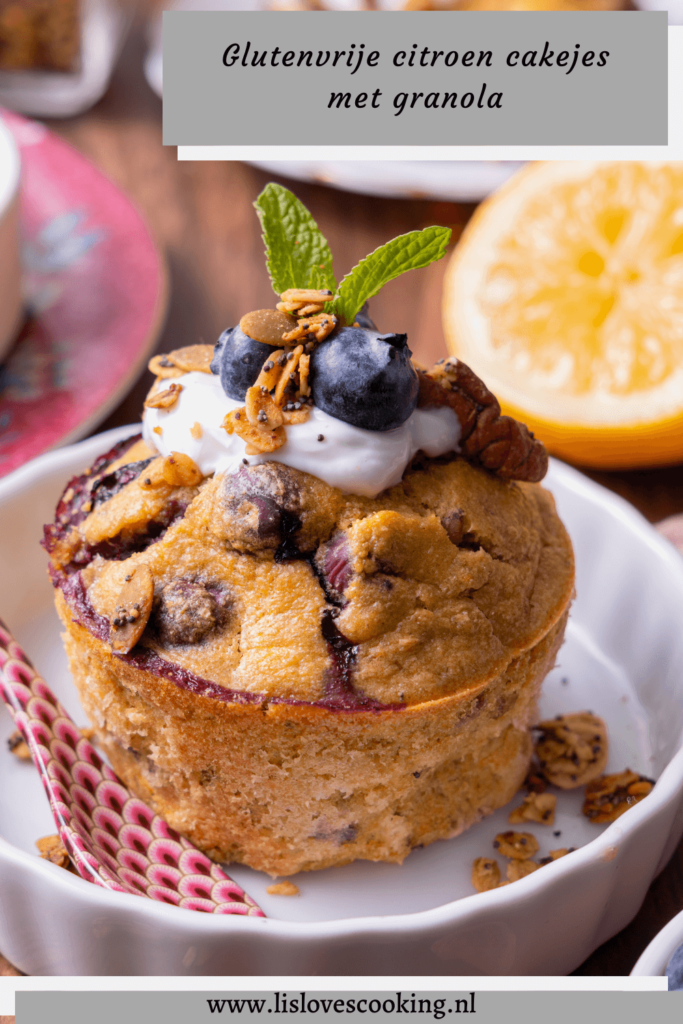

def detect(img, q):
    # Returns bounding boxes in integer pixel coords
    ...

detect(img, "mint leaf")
[334,227,452,325]
[254,184,336,297]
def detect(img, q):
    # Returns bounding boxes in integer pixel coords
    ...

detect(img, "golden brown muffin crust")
[54,447,575,708]
[57,591,568,875]
[47,432,574,875]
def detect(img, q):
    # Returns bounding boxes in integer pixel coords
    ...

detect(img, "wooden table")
[2,11,683,982]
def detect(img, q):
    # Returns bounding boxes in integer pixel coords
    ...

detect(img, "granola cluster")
[145,294,341,457]
[472,829,574,892]
[138,452,203,490]
[35,834,75,872]
[7,729,30,760]
[508,791,557,826]
[145,306,551,482]
[582,770,654,824]
[109,564,154,654]
[223,291,337,455]
[529,712,652,822]
[471,710,655,893]
[533,712,608,788]
[148,344,214,379]
[144,345,216,411]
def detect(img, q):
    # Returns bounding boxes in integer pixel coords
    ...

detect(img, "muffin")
[44,187,574,876]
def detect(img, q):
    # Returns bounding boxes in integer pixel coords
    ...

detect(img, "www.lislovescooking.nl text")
[207,993,477,1019]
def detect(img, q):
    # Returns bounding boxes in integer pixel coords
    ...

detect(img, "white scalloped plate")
[2,427,683,975]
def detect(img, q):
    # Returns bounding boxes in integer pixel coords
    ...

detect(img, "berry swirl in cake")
[45,186,574,876]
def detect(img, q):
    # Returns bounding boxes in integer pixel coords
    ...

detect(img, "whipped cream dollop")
[142,371,461,498]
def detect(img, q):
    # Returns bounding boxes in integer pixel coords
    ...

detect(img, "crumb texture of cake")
[47,434,574,875]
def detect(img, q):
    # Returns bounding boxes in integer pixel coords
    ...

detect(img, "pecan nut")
[416,357,548,483]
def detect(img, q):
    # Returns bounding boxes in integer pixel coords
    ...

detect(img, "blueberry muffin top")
[45,186,571,711]
[46,423,572,709]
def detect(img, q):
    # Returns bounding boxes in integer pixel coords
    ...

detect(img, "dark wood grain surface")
[2,10,683,981]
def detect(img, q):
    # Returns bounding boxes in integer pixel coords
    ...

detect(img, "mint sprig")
[332,227,452,326]
[254,184,337,296]
[253,185,452,324]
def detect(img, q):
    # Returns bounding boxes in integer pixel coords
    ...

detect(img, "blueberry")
[154,580,226,645]
[354,302,377,331]
[310,327,419,431]
[211,326,278,402]
[667,941,683,990]
[316,532,352,602]
[222,463,304,555]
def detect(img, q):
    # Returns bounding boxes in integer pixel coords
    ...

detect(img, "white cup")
[0,115,22,365]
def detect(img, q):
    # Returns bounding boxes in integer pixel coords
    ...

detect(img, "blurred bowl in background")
[637,0,683,23]
[0,113,22,365]
[246,159,524,203]
[0,0,132,118]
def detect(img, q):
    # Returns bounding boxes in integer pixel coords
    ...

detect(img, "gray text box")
[17,990,681,1024]
[162,11,667,146]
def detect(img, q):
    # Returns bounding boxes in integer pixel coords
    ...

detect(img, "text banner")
[162,11,667,146]
[17,989,683,1024]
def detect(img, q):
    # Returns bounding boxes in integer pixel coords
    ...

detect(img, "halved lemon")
[443,162,683,469]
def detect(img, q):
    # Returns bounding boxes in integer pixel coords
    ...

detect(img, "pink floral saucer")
[0,110,167,478]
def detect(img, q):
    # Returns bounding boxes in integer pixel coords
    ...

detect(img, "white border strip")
[178,27,682,162]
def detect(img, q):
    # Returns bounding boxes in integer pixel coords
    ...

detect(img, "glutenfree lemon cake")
[44,187,574,875]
